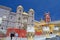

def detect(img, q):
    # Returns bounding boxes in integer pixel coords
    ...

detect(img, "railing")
[0,35,60,40]
[0,37,27,40]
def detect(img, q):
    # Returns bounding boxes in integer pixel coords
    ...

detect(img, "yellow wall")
[34,21,60,36]
[49,24,55,33]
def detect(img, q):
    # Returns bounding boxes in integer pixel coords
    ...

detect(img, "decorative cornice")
[0,5,11,11]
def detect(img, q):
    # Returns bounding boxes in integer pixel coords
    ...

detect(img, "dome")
[18,5,22,7]
[17,5,23,9]
[23,12,28,15]
[29,9,34,12]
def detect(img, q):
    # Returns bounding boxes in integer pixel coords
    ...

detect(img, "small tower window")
[19,10,21,12]
[32,20,33,22]
[19,26,21,28]
[32,24,34,26]
[32,13,33,15]
[11,16,12,19]
[18,17,20,20]
[0,24,1,26]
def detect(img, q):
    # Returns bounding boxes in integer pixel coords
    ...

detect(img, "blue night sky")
[0,0,60,21]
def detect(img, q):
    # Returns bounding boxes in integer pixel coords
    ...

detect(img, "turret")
[28,9,34,25]
[16,5,23,28]
[44,12,51,23]
[28,9,34,16]
[17,5,23,13]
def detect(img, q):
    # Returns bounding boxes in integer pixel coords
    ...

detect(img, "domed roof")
[23,12,28,15]
[29,9,34,12]
[18,5,23,8]
[17,5,23,9]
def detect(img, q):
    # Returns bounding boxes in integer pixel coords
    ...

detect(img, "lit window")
[18,17,20,20]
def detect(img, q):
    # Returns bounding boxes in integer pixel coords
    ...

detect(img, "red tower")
[44,12,51,23]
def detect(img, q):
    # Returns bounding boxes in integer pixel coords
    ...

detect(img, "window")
[19,10,21,12]
[3,16,6,18]
[0,24,1,26]
[23,19,27,23]
[19,13,21,14]
[18,17,20,20]
[32,20,33,22]
[32,24,34,26]
[32,13,33,15]
[11,16,12,19]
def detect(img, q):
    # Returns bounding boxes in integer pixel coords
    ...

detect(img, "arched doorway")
[10,32,15,37]
[10,32,15,40]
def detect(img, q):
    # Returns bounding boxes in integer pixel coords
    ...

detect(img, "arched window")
[11,16,12,19]
[18,17,20,20]
[23,18,27,23]
[32,13,33,15]
[19,10,21,12]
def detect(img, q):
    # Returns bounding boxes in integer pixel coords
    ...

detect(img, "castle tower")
[28,9,34,26]
[44,12,51,23]
[27,9,35,40]
[16,5,23,28]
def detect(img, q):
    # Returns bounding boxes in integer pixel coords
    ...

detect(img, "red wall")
[35,31,42,35]
[6,28,27,38]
